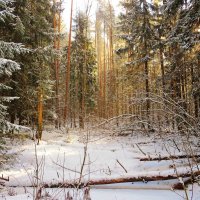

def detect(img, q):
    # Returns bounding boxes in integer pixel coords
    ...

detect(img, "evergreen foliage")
[7,0,55,127]
[0,0,27,137]
[117,0,200,130]
[70,12,97,127]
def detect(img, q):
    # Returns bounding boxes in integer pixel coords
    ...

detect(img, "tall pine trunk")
[64,0,73,126]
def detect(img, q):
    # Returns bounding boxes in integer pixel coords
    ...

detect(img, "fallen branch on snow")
[140,155,200,161]
[116,159,128,173]
[0,174,9,181]
[0,174,9,186]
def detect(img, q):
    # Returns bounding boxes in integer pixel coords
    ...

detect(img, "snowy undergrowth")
[1,184,200,200]
[0,128,200,199]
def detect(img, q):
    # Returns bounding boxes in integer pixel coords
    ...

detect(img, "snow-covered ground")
[0,128,200,199]
[1,185,200,200]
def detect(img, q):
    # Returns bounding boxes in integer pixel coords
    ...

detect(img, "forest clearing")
[0,0,200,199]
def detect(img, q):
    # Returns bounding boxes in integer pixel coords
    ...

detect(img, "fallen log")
[173,175,199,190]
[140,155,200,161]
[87,171,200,187]
[173,178,190,190]
[41,170,200,190]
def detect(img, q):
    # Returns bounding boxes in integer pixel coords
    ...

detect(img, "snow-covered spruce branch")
[0,41,28,57]
[0,58,20,76]
[0,0,16,23]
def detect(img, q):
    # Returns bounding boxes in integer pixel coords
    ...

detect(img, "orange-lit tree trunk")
[103,20,107,118]
[37,88,43,142]
[64,0,73,126]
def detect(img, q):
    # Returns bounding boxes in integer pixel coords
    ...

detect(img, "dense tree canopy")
[0,0,199,138]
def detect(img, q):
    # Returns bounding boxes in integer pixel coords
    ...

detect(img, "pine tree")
[53,0,62,129]
[64,0,73,126]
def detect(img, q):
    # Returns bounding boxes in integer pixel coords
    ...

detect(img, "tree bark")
[53,0,61,129]
[37,88,43,141]
[64,0,73,125]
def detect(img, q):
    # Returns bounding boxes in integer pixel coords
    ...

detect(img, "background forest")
[0,0,199,141]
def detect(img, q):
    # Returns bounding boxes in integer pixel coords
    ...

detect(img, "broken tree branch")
[116,159,128,173]
[136,143,146,156]
[0,174,9,181]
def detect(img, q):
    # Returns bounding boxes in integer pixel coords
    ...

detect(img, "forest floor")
[0,127,200,200]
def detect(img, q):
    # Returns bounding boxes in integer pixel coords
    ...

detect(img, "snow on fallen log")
[90,184,171,190]
[140,155,200,161]
[41,170,200,190]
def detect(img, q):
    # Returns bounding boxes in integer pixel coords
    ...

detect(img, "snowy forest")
[0,0,200,199]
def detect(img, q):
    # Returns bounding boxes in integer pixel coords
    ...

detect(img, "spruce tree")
[0,0,27,137]
[70,12,97,128]
[118,0,157,127]
[8,0,55,135]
